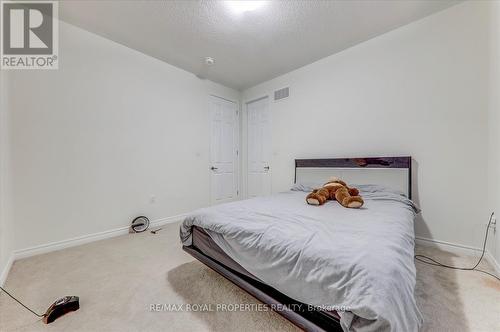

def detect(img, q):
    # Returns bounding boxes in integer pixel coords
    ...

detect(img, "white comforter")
[180,185,423,332]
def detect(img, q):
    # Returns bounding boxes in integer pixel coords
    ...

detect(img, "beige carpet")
[0,221,499,331]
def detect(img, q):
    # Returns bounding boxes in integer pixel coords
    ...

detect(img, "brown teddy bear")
[305,187,330,206]
[334,186,364,208]
[323,177,360,197]
[306,177,364,208]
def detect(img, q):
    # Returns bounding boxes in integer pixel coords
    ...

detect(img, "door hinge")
[237,190,239,195]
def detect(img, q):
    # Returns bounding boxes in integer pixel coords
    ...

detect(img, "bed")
[180,157,422,332]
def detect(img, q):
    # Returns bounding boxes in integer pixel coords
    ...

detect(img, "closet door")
[247,97,271,198]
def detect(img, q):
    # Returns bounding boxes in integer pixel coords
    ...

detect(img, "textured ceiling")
[59,0,460,90]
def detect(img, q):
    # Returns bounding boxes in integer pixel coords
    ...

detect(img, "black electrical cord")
[0,286,46,318]
[415,212,500,282]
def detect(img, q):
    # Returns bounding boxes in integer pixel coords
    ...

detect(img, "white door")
[209,96,239,205]
[247,97,272,198]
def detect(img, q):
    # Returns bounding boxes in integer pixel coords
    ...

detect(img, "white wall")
[6,21,240,251]
[0,70,13,283]
[488,0,500,263]
[242,1,491,249]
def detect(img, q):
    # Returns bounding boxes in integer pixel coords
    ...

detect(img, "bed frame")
[183,156,412,331]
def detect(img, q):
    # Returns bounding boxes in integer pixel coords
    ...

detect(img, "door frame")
[244,95,271,198]
[208,94,240,205]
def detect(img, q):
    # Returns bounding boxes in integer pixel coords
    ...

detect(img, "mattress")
[180,185,423,332]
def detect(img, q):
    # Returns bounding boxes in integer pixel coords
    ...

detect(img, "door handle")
[211,166,218,171]
[264,166,270,170]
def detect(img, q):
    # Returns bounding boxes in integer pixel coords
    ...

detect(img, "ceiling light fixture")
[225,1,267,14]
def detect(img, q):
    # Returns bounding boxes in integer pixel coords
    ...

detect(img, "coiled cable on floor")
[415,212,500,282]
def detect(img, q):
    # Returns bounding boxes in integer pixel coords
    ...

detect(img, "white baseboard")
[0,254,14,287]
[485,251,500,275]
[150,214,187,228]
[415,236,500,275]
[415,236,483,255]
[13,214,187,260]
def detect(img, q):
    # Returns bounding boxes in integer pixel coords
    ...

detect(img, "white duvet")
[180,185,423,332]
